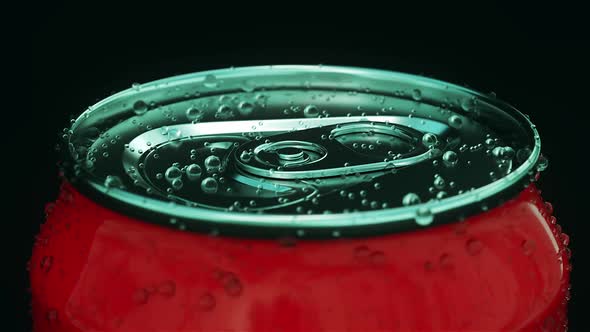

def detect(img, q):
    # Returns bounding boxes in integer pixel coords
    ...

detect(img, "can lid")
[62,65,544,238]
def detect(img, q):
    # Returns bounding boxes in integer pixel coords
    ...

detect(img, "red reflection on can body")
[30,181,570,332]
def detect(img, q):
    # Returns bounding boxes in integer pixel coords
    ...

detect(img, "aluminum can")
[30,66,570,331]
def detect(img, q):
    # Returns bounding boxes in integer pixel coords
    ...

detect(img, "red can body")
[30,180,570,332]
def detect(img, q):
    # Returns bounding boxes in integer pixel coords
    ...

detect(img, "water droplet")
[434,175,446,189]
[186,164,203,180]
[522,239,536,256]
[516,147,532,163]
[221,273,243,297]
[238,101,255,116]
[203,74,219,88]
[544,201,554,215]
[201,177,219,194]
[133,100,148,115]
[104,175,123,188]
[40,256,53,273]
[133,288,150,305]
[422,133,438,148]
[165,166,182,182]
[240,79,256,92]
[157,280,176,298]
[171,178,183,190]
[354,245,371,260]
[198,292,216,311]
[442,150,458,167]
[370,251,386,265]
[402,193,421,206]
[204,155,221,172]
[466,238,483,255]
[560,233,570,246]
[415,207,434,226]
[278,236,297,247]
[411,89,422,101]
[461,97,477,111]
[168,128,182,139]
[439,253,453,269]
[447,115,463,128]
[537,154,549,172]
[492,146,515,160]
[215,105,234,120]
[186,106,203,121]
[484,138,496,149]
[46,308,58,324]
[303,105,319,118]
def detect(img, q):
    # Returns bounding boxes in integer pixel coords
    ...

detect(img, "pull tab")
[235,121,440,180]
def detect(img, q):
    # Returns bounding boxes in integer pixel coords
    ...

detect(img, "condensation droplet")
[221,273,243,297]
[104,175,123,188]
[204,155,221,172]
[537,154,549,172]
[46,309,58,324]
[439,253,453,269]
[186,106,203,121]
[203,74,219,88]
[447,115,463,128]
[415,207,434,226]
[466,238,483,255]
[492,146,515,160]
[240,80,256,92]
[370,251,386,265]
[411,89,422,101]
[402,193,421,206]
[434,175,446,189]
[133,288,150,305]
[238,101,255,116]
[215,105,234,120]
[442,150,458,167]
[165,166,182,182]
[198,292,216,311]
[303,105,319,118]
[522,239,536,256]
[133,100,148,115]
[278,236,297,247]
[354,245,371,260]
[186,164,202,180]
[484,138,496,149]
[422,133,438,148]
[560,233,570,246]
[461,97,477,111]
[516,147,532,163]
[171,178,183,190]
[201,177,219,194]
[40,255,53,273]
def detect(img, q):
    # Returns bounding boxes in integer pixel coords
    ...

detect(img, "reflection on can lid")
[62,65,543,238]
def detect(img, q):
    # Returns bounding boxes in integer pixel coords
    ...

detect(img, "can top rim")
[65,65,542,236]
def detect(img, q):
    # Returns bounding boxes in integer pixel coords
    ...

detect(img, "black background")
[25,2,588,331]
